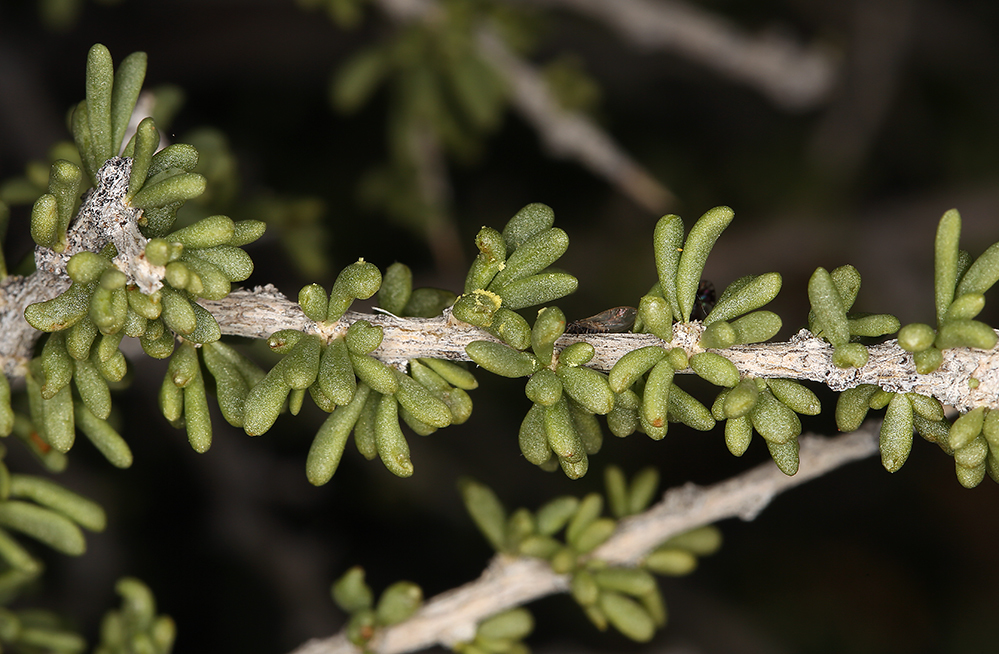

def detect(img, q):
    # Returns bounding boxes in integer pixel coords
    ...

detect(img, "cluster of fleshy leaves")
[459,468,721,643]
[196,258,477,483]
[823,209,999,487]
[611,208,817,474]
[18,45,264,466]
[0,575,174,654]
[464,206,802,477]
[94,577,176,654]
[897,209,999,371]
[805,264,900,368]
[331,566,423,648]
[0,577,170,654]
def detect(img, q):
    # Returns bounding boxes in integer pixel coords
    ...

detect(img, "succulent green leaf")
[829,264,862,311]
[466,341,539,378]
[374,395,412,477]
[0,500,85,556]
[604,466,628,519]
[169,214,235,250]
[109,50,147,154]
[502,203,555,253]
[766,378,821,416]
[519,401,551,465]
[131,172,206,209]
[724,415,753,456]
[832,342,869,369]
[704,272,781,325]
[85,44,114,170]
[949,406,986,451]
[189,246,254,283]
[127,117,160,199]
[644,547,698,576]
[593,567,657,597]
[183,364,212,453]
[306,383,371,485]
[653,214,684,320]
[25,282,96,333]
[348,352,398,395]
[393,369,452,428]
[282,334,322,390]
[375,581,423,626]
[676,206,733,321]
[452,289,503,327]
[333,46,391,113]
[30,193,60,249]
[935,319,998,350]
[808,267,849,345]
[464,227,507,293]
[750,390,800,444]
[459,478,508,552]
[0,526,42,575]
[641,359,673,437]
[956,242,999,297]
[487,308,532,350]
[568,397,603,454]
[379,262,412,315]
[328,259,382,321]
[598,590,655,642]
[637,294,672,341]
[229,219,267,246]
[74,356,112,421]
[609,346,665,394]
[722,378,759,419]
[935,209,962,325]
[419,358,478,390]
[835,384,879,432]
[847,313,901,338]
[765,434,800,475]
[525,369,562,407]
[565,492,603,548]
[914,347,944,374]
[477,608,534,642]
[147,143,199,178]
[557,366,614,415]
[243,370,291,437]
[689,352,740,388]
[546,397,586,465]
[498,272,578,310]
[944,293,985,322]
[667,383,715,431]
[332,566,374,613]
[879,393,914,472]
[48,160,83,239]
[488,228,568,292]
[627,467,660,515]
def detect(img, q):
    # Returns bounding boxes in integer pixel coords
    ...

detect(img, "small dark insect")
[693,279,716,320]
[566,306,637,334]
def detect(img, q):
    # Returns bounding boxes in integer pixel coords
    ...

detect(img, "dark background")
[1,1,999,653]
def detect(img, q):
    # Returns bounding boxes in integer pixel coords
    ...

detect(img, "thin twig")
[505,0,840,111]
[474,27,675,213]
[371,0,675,213]
[288,424,880,654]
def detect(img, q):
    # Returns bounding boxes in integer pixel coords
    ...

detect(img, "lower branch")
[289,423,880,654]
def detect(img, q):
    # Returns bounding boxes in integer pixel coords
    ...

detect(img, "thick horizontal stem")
[202,286,999,412]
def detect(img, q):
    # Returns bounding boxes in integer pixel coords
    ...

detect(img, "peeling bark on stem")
[5,276,999,410]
